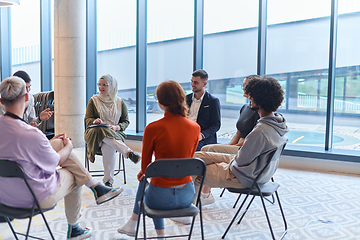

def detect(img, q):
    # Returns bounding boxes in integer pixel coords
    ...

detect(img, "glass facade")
[203,0,259,139]
[333,0,360,150]
[11,0,41,93]
[266,0,331,148]
[96,0,137,130]
[146,0,194,125]
[3,0,360,160]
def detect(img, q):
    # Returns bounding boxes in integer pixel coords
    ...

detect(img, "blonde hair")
[0,76,26,105]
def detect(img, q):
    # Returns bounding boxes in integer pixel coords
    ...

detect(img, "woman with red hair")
[118,80,200,238]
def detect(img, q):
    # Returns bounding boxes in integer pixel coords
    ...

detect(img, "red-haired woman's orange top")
[141,112,200,187]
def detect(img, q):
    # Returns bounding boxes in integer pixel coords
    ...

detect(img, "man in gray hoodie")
[194,75,289,205]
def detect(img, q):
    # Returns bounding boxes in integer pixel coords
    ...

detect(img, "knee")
[200,145,210,152]
[50,139,65,152]
[194,151,204,159]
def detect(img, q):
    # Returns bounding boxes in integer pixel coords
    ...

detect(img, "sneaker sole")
[169,217,192,225]
[96,187,124,205]
[201,196,215,206]
[131,157,141,164]
[68,228,92,240]
[118,228,136,237]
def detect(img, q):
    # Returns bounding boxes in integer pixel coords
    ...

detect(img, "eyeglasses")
[97,83,108,87]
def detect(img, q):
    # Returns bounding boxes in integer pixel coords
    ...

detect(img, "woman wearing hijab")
[117,80,200,238]
[85,74,140,187]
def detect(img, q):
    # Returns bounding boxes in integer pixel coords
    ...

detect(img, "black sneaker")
[67,224,92,239]
[90,184,123,205]
[104,181,112,187]
[128,151,141,164]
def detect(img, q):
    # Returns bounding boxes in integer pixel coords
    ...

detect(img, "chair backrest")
[0,159,40,208]
[33,91,55,135]
[0,159,27,179]
[144,158,206,179]
[250,143,287,189]
[45,91,54,131]
[143,158,207,207]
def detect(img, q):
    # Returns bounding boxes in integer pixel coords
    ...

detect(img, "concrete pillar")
[54,0,86,147]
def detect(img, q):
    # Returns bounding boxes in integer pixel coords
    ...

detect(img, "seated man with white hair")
[0,70,53,127]
[0,76,123,240]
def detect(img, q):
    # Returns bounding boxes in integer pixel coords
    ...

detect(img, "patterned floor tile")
[0,148,360,239]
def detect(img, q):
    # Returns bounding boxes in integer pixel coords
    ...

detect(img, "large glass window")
[97,0,137,130]
[146,0,194,124]
[266,0,331,148]
[333,1,360,150]
[11,0,41,94]
[203,0,259,142]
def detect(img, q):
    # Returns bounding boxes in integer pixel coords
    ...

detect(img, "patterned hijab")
[91,74,122,125]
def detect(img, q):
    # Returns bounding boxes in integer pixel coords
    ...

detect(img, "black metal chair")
[222,143,287,240]
[219,187,243,209]
[0,159,55,240]
[84,121,126,184]
[135,158,207,240]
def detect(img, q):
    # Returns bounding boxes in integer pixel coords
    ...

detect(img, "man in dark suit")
[186,69,221,151]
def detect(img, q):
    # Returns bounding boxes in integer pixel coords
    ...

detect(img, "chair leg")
[39,210,55,239]
[222,194,250,239]
[25,210,35,240]
[219,188,226,197]
[84,146,90,171]
[275,191,288,239]
[143,212,146,240]
[135,214,141,240]
[5,217,19,240]
[260,195,276,240]
[232,194,242,208]
[188,216,196,240]
[259,190,287,240]
[121,154,126,184]
[199,207,204,240]
[237,195,255,224]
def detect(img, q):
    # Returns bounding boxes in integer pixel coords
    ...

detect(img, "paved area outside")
[126,111,360,150]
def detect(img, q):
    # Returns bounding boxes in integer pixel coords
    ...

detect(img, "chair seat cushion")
[227,182,280,197]
[0,203,55,219]
[143,203,199,219]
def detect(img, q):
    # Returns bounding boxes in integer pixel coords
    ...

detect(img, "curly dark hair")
[244,75,284,112]
[242,74,260,89]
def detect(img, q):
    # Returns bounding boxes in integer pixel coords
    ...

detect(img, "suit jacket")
[186,91,221,150]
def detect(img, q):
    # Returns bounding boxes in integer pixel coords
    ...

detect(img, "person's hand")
[93,118,103,124]
[199,133,203,141]
[137,171,144,182]
[110,125,119,131]
[53,133,66,140]
[62,133,73,150]
[29,122,37,127]
[39,108,53,121]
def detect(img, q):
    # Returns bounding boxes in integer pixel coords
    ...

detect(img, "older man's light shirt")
[188,92,205,122]
[0,116,60,208]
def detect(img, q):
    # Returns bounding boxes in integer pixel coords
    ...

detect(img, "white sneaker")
[200,192,215,206]
[170,217,192,225]
[118,219,137,237]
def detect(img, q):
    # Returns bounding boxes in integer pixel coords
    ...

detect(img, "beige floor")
[1,147,360,240]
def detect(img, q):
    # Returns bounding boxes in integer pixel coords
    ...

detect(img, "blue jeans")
[133,179,195,230]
